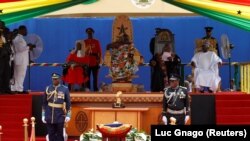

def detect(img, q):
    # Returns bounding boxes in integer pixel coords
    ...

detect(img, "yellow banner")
[0,0,69,14]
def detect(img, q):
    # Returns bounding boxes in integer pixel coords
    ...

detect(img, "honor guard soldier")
[161,74,190,125]
[42,73,71,141]
[83,27,102,91]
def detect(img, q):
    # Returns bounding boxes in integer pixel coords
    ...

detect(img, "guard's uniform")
[162,86,190,125]
[84,36,102,91]
[42,81,71,141]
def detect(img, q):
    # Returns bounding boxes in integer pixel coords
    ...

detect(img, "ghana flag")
[0,0,97,25]
[162,0,250,31]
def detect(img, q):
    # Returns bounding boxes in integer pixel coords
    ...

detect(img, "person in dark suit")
[0,27,11,94]
[42,73,71,141]
[161,74,190,125]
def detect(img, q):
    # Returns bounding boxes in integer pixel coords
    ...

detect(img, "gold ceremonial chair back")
[195,38,217,54]
[155,29,175,54]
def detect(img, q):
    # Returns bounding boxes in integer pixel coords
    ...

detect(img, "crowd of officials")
[0,20,223,128]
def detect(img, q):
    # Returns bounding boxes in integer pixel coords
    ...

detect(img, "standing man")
[42,73,71,141]
[83,27,102,91]
[11,25,35,94]
[0,27,11,94]
[202,26,220,57]
[150,28,161,91]
[161,74,190,125]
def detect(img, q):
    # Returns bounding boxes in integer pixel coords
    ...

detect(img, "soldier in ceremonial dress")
[83,27,102,91]
[42,73,71,141]
[161,74,190,125]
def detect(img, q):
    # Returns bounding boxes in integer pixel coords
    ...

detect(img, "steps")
[0,94,32,141]
[216,94,250,125]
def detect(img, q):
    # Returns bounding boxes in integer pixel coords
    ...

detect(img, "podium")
[84,107,149,131]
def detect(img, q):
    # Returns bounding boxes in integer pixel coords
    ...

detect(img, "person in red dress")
[83,27,102,91]
[63,41,89,91]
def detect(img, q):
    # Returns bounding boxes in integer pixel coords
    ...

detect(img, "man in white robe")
[191,42,222,93]
[12,25,35,94]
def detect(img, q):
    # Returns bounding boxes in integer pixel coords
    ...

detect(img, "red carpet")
[36,137,78,141]
[0,94,32,141]
[216,93,250,125]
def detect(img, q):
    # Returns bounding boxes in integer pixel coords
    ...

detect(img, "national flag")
[163,0,250,31]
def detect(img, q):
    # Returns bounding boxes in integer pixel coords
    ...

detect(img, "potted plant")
[80,129,102,141]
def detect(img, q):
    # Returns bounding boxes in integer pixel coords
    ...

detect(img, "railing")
[240,62,250,94]
[28,62,249,93]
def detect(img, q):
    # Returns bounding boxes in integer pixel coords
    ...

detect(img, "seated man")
[191,41,222,93]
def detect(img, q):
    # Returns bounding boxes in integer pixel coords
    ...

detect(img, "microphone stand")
[228,44,234,91]
[228,53,232,91]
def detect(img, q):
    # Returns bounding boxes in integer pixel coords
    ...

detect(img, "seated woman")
[63,41,89,91]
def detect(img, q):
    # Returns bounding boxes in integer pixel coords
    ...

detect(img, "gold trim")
[48,102,64,108]
[70,93,163,103]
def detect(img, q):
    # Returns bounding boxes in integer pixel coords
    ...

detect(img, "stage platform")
[0,91,248,140]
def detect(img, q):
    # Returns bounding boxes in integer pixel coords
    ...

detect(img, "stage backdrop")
[8,16,250,91]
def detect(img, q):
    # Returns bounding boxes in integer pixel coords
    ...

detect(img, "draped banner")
[162,0,250,31]
[0,0,97,25]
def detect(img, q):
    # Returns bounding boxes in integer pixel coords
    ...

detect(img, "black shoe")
[199,90,205,93]
[208,89,213,93]
[5,90,15,94]
[17,91,29,94]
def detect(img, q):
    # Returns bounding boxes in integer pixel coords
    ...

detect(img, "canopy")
[43,0,194,17]
[0,0,249,31]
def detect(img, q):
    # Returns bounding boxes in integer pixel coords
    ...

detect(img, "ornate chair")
[195,38,217,54]
[104,15,143,92]
[154,28,175,55]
